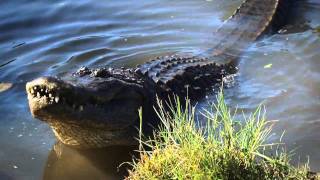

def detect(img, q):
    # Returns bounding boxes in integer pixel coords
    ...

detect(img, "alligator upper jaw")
[26,77,72,120]
[26,76,145,130]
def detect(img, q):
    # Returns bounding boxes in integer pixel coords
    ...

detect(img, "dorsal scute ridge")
[136,55,235,98]
[136,55,208,77]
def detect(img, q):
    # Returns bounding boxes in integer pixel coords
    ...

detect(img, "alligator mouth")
[26,77,106,116]
[27,83,105,114]
[27,78,68,110]
[26,76,144,130]
[28,84,60,104]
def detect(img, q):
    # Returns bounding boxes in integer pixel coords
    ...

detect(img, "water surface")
[0,0,319,179]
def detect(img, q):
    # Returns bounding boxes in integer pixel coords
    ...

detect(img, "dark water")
[0,0,319,179]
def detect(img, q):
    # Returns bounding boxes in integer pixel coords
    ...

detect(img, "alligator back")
[137,0,290,98]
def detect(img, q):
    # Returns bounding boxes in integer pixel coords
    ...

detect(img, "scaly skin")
[26,0,290,148]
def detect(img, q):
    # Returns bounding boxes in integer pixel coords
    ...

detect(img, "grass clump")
[127,91,316,180]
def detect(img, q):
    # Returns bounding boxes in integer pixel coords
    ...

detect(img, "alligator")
[26,0,290,148]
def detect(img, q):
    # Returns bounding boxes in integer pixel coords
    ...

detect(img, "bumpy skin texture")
[26,0,289,148]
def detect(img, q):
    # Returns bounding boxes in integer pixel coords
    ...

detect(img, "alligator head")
[26,67,147,148]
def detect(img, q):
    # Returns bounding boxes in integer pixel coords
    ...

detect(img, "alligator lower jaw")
[50,121,137,148]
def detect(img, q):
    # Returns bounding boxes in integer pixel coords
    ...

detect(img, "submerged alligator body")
[26,0,290,148]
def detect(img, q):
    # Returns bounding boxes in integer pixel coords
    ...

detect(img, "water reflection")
[43,143,136,180]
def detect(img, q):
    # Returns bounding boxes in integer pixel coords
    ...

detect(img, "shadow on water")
[43,142,137,180]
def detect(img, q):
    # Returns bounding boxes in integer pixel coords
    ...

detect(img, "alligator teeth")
[194,76,200,80]
[37,92,41,98]
[55,97,60,103]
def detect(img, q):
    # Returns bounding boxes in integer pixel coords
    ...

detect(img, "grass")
[126,91,318,180]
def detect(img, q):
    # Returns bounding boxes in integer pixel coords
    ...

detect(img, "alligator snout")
[26,77,65,105]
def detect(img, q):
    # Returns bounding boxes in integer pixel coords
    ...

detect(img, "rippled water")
[0,0,319,179]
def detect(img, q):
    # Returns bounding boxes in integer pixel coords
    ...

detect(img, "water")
[0,0,319,179]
